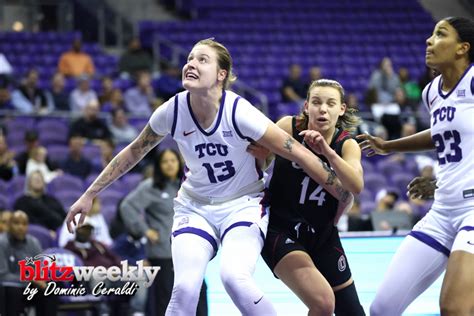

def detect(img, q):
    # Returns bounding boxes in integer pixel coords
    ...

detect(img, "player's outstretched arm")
[357,129,434,157]
[65,124,163,233]
[257,122,352,204]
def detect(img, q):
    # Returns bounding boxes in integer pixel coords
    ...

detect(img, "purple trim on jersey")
[186,91,226,136]
[438,64,473,99]
[221,221,265,242]
[471,77,474,96]
[232,96,253,142]
[171,96,179,137]
[254,159,264,180]
[409,231,450,257]
[173,227,218,254]
[425,80,434,110]
[459,226,474,232]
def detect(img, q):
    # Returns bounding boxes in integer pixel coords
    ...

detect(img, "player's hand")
[65,195,94,233]
[299,130,333,157]
[334,192,354,226]
[407,176,436,200]
[145,229,160,243]
[356,133,390,157]
[246,142,271,160]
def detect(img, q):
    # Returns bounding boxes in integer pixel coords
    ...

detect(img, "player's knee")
[307,292,335,316]
[220,265,250,292]
[171,279,200,304]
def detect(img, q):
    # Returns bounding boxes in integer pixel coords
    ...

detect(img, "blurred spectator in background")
[398,67,421,106]
[119,37,153,79]
[305,66,322,89]
[0,210,12,234]
[97,138,115,171]
[13,171,65,233]
[368,57,401,104]
[0,85,13,110]
[26,146,62,183]
[338,199,373,232]
[375,190,399,213]
[124,71,155,116]
[15,130,57,175]
[63,215,119,315]
[61,135,93,179]
[68,100,111,142]
[281,63,306,102]
[0,210,58,315]
[58,38,95,78]
[101,88,125,113]
[155,64,183,100]
[0,134,17,181]
[11,69,52,114]
[108,108,138,144]
[371,190,413,231]
[46,72,70,111]
[59,197,112,247]
[69,75,98,113]
[98,76,114,106]
[418,66,437,90]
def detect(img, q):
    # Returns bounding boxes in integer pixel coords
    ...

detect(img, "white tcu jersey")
[149,90,270,201]
[422,65,474,210]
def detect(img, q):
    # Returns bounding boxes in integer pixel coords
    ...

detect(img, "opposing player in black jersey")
[251,79,365,315]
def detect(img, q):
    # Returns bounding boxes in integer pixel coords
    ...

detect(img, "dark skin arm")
[357,129,435,157]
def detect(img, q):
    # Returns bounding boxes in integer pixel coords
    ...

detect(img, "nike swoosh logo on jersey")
[254,296,263,304]
[183,130,196,136]
[430,95,438,105]
[468,241,474,245]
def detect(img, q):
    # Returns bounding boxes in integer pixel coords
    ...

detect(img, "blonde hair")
[296,79,361,133]
[194,38,237,90]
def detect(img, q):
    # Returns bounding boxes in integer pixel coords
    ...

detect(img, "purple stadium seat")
[392,173,415,194]
[0,194,10,210]
[98,189,124,208]
[7,175,26,197]
[121,173,143,192]
[364,173,388,194]
[46,144,69,164]
[82,145,102,161]
[158,135,179,151]
[360,201,377,215]
[28,224,56,249]
[48,174,84,194]
[40,129,68,146]
[55,190,82,209]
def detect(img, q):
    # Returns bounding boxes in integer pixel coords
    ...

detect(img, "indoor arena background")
[0,0,471,315]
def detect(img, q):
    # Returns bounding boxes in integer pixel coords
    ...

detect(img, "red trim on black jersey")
[335,130,350,143]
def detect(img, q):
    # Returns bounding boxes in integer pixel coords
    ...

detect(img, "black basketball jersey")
[268,116,352,231]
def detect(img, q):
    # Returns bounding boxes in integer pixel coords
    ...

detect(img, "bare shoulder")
[276,116,293,134]
[342,138,362,159]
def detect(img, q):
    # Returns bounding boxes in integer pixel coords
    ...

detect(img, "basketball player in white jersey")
[358,17,474,315]
[65,39,353,315]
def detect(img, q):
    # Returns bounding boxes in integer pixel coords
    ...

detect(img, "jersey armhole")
[170,95,179,137]
[232,96,253,141]
[424,80,434,111]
